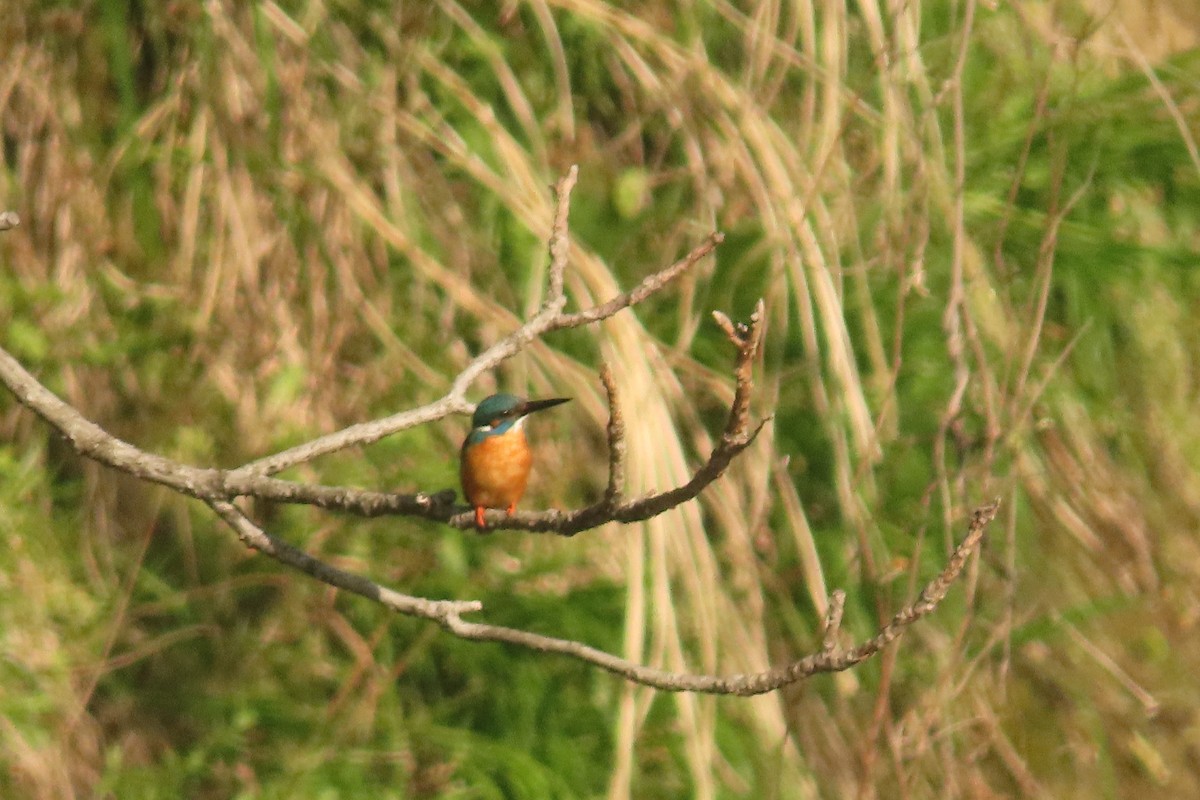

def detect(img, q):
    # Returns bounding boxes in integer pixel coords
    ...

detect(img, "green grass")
[2,0,1200,797]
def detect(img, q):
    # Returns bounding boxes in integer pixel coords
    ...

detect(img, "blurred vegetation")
[2,0,1200,798]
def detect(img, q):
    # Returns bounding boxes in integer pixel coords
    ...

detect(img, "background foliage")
[2,1,1199,797]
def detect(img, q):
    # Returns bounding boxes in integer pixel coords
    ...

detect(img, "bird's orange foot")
[474,506,486,528]
[506,502,516,517]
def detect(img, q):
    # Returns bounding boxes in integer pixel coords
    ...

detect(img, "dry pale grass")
[2,0,1200,797]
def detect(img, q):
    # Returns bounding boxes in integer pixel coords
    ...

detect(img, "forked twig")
[0,171,996,694]
[207,492,998,695]
[217,495,1000,696]
[229,166,721,479]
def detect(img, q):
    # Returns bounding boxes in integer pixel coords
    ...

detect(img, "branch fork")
[0,172,999,694]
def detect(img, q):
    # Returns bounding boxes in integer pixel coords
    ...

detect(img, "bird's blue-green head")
[466,393,570,446]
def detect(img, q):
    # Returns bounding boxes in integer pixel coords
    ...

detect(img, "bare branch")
[0,273,749,542]
[231,170,720,478]
[222,300,766,535]
[1,316,993,695]
[454,299,767,533]
[713,297,764,441]
[225,299,766,533]
[209,500,481,619]
[429,499,1001,695]
[220,474,456,516]
[822,590,847,653]
[208,494,1000,696]
[552,232,724,330]
[0,348,224,497]
[0,166,995,696]
[229,398,466,481]
[0,177,754,539]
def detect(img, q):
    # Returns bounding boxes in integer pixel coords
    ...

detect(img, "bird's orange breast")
[460,429,533,510]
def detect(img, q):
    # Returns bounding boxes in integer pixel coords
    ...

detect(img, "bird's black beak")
[519,397,570,417]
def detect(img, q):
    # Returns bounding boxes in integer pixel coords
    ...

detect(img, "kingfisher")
[460,393,570,528]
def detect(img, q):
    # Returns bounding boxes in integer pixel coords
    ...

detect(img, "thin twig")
[0,348,224,497]
[713,297,764,442]
[822,590,847,653]
[215,497,1000,696]
[432,498,1000,695]
[0,174,744,540]
[208,500,481,619]
[229,399,466,480]
[552,233,724,330]
[230,179,720,479]
[0,287,756,541]
[0,169,997,696]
